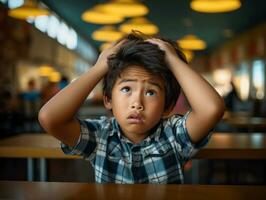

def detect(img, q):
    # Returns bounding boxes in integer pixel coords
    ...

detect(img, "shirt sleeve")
[168,111,211,162]
[61,117,106,159]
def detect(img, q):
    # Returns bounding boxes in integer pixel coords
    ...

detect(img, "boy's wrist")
[93,61,109,74]
[167,53,182,66]
[166,54,189,73]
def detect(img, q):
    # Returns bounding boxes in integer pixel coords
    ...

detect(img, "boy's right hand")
[95,40,126,70]
[39,40,126,148]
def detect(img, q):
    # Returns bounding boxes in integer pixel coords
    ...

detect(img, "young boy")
[39,32,225,184]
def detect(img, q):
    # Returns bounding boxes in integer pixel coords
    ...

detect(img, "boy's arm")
[38,42,123,147]
[148,39,225,143]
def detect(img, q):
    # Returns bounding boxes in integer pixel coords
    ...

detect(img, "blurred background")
[0,0,266,185]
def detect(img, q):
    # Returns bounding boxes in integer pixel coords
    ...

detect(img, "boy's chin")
[121,127,151,137]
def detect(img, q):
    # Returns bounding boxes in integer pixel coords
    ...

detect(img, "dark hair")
[103,31,188,111]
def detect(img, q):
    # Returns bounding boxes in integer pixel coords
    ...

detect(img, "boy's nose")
[130,92,144,110]
[130,102,144,111]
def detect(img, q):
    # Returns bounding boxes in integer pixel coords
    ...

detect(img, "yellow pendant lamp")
[49,71,61,83]
[96,0,149,18]
[92,26,125,42]
[119,17,159,35]
[38,65,54,77]
[182,49,194,62]
[82,6,124,24]
[190,0,241,13]
[178,35,206,50]
[8,0,49,20]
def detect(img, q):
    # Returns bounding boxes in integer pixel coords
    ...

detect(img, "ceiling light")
[8,0,49,20]
[190,0,241,13]
[178,35,206,50]
[39,65,54,76]
[182,49,194,62]
[92,26,125,42]
[119,17,159,35]
[82,6,124,24]
[213,68,232,85]
[49,71,61,82]
[96,0,149,17]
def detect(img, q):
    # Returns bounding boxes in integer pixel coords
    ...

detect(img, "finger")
[146,39,166,49]
[113,39,127,48]
[105,40,125,53]
[145,39,166,51]
[145,38,160,44]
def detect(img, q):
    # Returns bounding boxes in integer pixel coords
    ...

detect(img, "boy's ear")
[103,95,112,110]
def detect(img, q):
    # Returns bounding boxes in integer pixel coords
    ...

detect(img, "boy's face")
[104,66,167,143]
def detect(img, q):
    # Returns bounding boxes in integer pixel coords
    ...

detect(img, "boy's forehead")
[117,66,165,88]
[120,65,160,79]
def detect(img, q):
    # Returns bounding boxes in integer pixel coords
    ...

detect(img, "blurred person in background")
[20,78,41,132]
[224,80,240,113]
[58,75,69,90]
[41,81,60,105]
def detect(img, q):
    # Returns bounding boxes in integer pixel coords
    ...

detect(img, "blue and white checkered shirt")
[61,112,210,184]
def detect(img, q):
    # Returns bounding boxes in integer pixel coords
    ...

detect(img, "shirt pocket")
[107,143,130,163]
[106,143,122,160]
[142,142,172,158]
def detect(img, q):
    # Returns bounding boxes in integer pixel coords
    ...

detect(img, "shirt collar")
[147,120,162,142]
[109,118,163,145]
[109,117,121,137]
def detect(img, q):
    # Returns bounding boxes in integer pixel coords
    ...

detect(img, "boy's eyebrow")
[118,78,163,90]
[147,80,163,90]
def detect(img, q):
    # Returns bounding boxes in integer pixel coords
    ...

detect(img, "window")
[252,59,265,100]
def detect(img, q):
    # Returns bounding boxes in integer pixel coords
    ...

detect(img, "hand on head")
[95,40,127,68]
[146,38,178,66]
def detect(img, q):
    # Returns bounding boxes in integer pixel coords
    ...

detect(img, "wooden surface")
[196,132,266,159]
[223,112,266,130]
[0,133,78,159]
[0,181,265,200]
[226,117,266,128]
[0,132,266,159]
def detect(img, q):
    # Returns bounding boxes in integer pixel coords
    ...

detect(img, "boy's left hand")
[146,39,182,67]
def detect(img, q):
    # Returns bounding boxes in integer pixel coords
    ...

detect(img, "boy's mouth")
[127,113,144,124]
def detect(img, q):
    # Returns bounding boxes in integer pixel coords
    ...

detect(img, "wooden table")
[1,132,266,159]
[0,134,78,181]
[196,132,266,159]
[0,133,78,159]
[1,132,266,181]
[223,113,266,132]
[0,181,265,200]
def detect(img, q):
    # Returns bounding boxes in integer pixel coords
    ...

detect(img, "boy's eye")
[146,90,156,96]
[121,86,131,93]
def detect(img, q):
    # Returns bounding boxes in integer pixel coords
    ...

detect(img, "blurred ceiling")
[40,0,266,54]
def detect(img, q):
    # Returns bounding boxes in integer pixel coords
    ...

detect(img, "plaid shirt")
[62,112,210,184]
